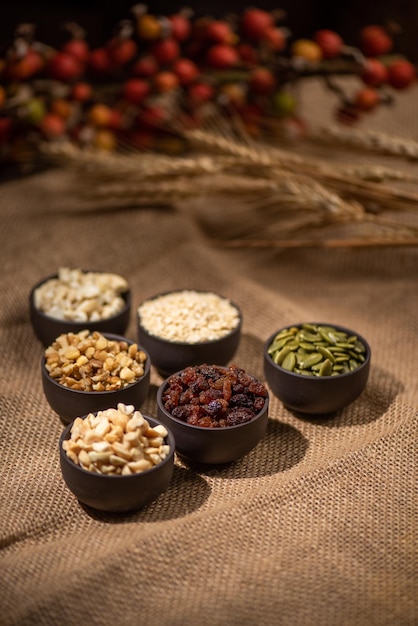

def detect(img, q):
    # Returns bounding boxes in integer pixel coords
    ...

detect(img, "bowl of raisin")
[156,363,269,465]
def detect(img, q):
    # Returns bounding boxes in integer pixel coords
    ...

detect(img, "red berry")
[172,58,199,85]
[205,20,234,44]
[40,113,66,138]
[187,82,215,104]
[262,27,287,52]
[122,78,150,104]
[360,25,393,57]
[88,103,113,127]
[136,15,162,40]
[314,29,343,59]
[219,82,246,106]
[361,58,388,86]
[62,39,89,63]
[249,67,276,94]
[387,59,416,89]
[71,82,92,102]
[291,39,322,62]
[7,48,44,80]
[137,105,167,129]
[151,38,180,64]
[168,13,192,41]
[153,71,179,93]
[88,48,112,74]
[108,108,123,130]
[206,44,239,69]
[241,8,274,41]
[47,51,83,81]
[50,98,73,119]
[237,43,259,65]
[354,87,380,111]
[107,37,137,66]
[132,55,159,77]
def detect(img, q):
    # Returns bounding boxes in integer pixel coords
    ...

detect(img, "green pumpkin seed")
[282,351,296,371]
[268,323,367,378]
[301,323,318,333]
[299,341,317,351]
[299,330,322,343]
[299,352,323,369]
[317,346,336,363]
[319,359,333,376]
[273,345,291,365]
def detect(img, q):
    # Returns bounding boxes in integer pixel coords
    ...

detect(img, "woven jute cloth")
[1,81,417,626]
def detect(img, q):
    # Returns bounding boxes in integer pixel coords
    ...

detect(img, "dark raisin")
[171,404,199,422]
[248,381,268,396]
[226,407,253,426]
[205,398,228,417]
[254,397,265,412]
[230,393,253,408]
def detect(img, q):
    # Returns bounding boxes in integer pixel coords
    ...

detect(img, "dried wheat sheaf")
[42,121,418,248]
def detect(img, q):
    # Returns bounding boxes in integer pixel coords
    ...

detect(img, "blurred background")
[1,1,417,61]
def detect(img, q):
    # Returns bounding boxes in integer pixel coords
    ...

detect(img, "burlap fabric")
[1,81,417,626]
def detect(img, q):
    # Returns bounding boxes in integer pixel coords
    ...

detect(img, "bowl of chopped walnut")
[156,363,269,465]
[59,405,175,512]
[137,289,242,377]
[30,267,131,347]
[42,331,151,424]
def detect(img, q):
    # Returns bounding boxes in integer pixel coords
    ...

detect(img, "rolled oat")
[138,290,240,343]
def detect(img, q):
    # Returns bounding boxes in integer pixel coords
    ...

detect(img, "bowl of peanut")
[30,267,131,347]
[156,363,269,465]
[59,404,175,512]
[137,289,242,377]
[264,322,371,415]
[42,330,151,424]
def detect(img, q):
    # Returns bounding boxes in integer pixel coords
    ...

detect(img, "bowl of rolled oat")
[42,331,151,424]
[156,363,269,465]
[30,267,131,347]
[59,404,175,512]
[137,289,242,377]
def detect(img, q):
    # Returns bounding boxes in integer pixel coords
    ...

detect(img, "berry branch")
[0,5,416,166]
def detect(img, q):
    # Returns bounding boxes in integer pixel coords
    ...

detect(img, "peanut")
[62,404,170,476]
[34,267,129,322]
[44,331,147,392]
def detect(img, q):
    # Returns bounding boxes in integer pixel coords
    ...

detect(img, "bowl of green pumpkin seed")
[263,322,371,415]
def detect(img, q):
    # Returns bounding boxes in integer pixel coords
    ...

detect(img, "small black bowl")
[59,414,175,512]
[137,290,242,377]
[156,366,269,465]
[30,271,131,347]
[264,322,371,415]
[42,333,151,424]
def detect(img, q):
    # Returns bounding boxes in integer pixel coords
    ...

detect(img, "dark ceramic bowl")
[156,366,269,465]
[137,290,242,377]
[42,333,151,424]
[59,414,175,512]
[30,271,131,347]
[263,322,371,415]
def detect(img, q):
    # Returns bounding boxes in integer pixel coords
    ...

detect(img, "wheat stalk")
[40,129,418,247]
[314,125,418,159]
